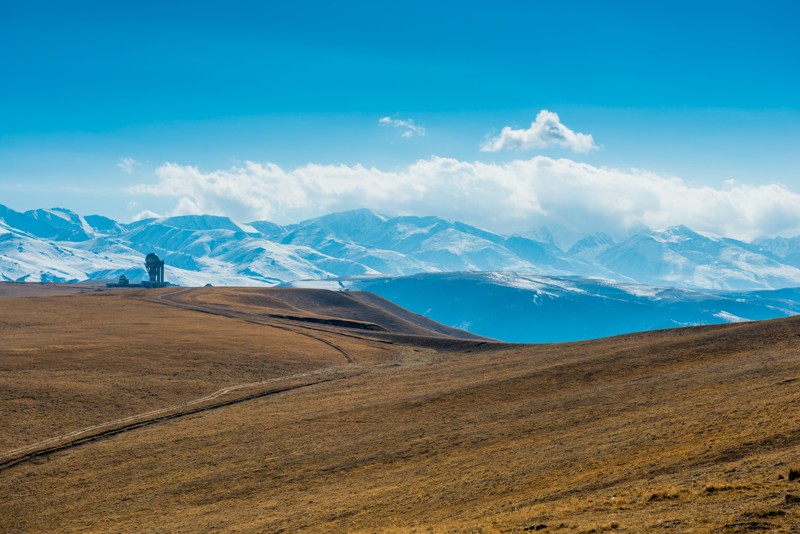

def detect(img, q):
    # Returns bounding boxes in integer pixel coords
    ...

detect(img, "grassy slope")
[169,286,489,339]
[2,286,800,532]
[0,288,399,451]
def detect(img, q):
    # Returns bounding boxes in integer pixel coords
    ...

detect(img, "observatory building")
[106,252,168,288]
[143,252,166,288]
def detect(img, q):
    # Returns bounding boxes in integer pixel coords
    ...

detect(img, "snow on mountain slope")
[568,232,615,260]
[124,220,243,258]
[288,272,800,343]
[277,209,545,274]
[122,217,371,283]
[0,231,87,282]
[0,227,284,287]
[0,205,124,243]
[0,209,347,286]
[0,224,169,284]
[276,221,433,276]
[518,224,584,251]
[503,235,610,276]
[288,208,389,244]
[278,209,590,274]
[154,214,259,234]
[25,208,95,241]
[248,220,290,241]
[755,235,800,269]
[0,205,83,242]
[410,228,529,271]
[3,205,800,291]
[597,225,800,290]
[84,214,124,235]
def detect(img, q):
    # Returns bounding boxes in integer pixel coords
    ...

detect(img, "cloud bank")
[129,157,800,240]
[378,116,426,138]
[482,110,598,153]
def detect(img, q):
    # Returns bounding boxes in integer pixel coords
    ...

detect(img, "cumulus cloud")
[378,116,426,138]
[128,157,800,240]
[482,110,598,153]
[116,157,139,173]
[131,209,161,221]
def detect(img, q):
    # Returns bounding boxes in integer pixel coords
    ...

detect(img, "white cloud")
[116,157,139,174]
[482,110,598,153]
[171,196,204,216]
[378,116,426,138]
[128,157,800,240]
[131,209,161,221]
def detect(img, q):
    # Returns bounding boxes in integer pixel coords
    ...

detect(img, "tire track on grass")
[0,287,371,472]
[0,367,359,472]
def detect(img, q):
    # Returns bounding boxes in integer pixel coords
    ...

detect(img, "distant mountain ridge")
[287,272,800,343]
[2,203,800,291]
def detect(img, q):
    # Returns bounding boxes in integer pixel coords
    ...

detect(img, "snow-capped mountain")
[754,235,800,269]
[283,210,519,273]
[567,232,615,261]
[595,225,800,290]
[3,204,800,291]
[287,272,800,343]
[518,224,584,251]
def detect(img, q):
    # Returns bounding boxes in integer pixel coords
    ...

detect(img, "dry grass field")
[2,284,800,532]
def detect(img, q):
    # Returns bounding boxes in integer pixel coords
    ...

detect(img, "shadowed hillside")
[166,286,489,339]
[2,285,800,531]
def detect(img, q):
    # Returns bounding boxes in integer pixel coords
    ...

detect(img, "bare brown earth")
[2,284,800,532]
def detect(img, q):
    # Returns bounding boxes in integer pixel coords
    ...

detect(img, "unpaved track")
[0,367,361,472]
[0,287,372,472]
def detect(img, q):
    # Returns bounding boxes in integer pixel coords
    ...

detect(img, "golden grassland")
[169,286,487,338]
[2,285,800,532]
[0,287,395,451]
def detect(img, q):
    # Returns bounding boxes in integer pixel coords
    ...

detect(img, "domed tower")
[144,253,165,287]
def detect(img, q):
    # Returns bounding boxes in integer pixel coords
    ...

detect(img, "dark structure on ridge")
[144,252,165,287]
[106,252,168,288]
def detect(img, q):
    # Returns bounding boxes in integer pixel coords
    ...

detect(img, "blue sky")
[1,1,799,237]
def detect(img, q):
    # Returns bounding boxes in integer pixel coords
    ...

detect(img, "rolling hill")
[2,285,800,531]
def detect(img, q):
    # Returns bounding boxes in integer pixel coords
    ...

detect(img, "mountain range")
[3,204,800,292]
[287,272,800,342]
